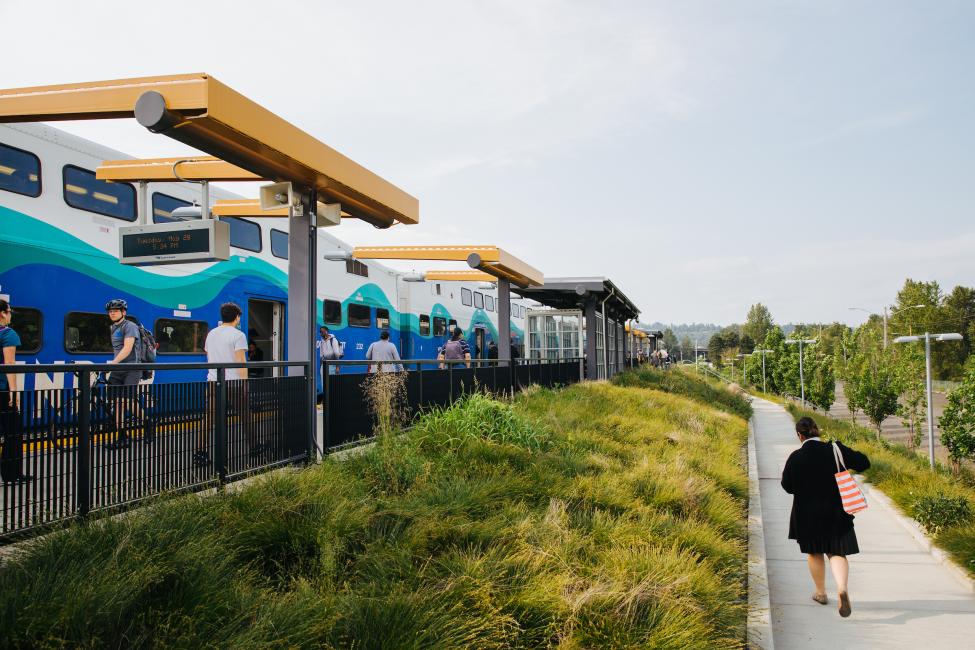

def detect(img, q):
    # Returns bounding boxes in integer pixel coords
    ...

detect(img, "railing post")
[77,369,91,518]
[449,361,454,402]
[416,361,423,407]
[323,360,331,453]
[215,367,227,483]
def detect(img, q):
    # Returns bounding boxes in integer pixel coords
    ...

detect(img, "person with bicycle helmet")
[105,298,144,450]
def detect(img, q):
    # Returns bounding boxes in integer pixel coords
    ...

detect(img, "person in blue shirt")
[0,299,28,483]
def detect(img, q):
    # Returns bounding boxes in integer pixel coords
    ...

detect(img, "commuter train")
[0,123,530,389]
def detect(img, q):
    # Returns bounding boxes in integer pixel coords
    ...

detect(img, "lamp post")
[849,304,924,349]
[784,338,817,408]
[893,332,963,470]
[753,348,772,394]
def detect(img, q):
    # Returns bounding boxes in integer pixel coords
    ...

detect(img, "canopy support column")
[287,188,318,460]
[497,278,512,364]
[584,298,598,380]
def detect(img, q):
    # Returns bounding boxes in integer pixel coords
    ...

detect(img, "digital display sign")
[119,220,230,266]
[122,228,211,258]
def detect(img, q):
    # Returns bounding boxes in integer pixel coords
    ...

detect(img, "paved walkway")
[753,397,975,648]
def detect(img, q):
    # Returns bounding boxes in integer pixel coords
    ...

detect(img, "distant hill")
[638,322,723,346]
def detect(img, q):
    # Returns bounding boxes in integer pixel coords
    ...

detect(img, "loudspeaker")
[259,182,295,211]
[315,202,342,227]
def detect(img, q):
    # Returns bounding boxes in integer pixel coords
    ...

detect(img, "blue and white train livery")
[0,123,530,390]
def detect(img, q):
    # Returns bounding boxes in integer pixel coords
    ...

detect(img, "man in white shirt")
[195,302,253,468]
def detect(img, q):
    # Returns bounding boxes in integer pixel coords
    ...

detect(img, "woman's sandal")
[838,591,852,617]
[812,593,828,605]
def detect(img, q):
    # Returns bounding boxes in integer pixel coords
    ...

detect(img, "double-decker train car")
[0,123,528,390]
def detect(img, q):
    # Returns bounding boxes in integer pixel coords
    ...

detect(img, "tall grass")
[784,403,975,576]
[613,366,753,420]
[1,379,749,648]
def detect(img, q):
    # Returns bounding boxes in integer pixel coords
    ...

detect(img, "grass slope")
[1,376,750,649]
[783,403,975,576]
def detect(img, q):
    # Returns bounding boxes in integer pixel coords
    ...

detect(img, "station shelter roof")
[512,277,640,321]
[0,73,417,228]
[352,245,543,288]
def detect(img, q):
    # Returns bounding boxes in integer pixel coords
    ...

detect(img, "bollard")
[215,368,227,483]
[77,369,92,517]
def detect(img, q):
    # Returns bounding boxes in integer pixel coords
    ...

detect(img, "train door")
[247,298,285,376]
[474,327,486,361]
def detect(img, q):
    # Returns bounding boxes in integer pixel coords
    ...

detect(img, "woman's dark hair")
[450,328,463,341]
[380,330,390,340]
[796,416,820,438]
[220,302,242,323]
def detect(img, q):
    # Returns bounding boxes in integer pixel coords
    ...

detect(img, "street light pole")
[753,348,771,394]
[894,332,963,470]
[785,338,817,408]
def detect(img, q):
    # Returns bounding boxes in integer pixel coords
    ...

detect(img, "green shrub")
[912,492,973,534]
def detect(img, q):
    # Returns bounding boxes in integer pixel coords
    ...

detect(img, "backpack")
[444,339,465,360]
[135,322,157,379]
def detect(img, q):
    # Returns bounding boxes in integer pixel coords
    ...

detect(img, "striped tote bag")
[832,442,868,514]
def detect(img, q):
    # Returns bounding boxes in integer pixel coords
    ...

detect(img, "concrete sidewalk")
[752,397,975,648]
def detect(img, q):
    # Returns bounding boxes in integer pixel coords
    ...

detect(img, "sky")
[3,0,972,326]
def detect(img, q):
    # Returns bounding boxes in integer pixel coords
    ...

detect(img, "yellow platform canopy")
[0,73,418,228]
[352,245,543,288]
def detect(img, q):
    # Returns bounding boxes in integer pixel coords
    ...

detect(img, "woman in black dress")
[781,417,870,617]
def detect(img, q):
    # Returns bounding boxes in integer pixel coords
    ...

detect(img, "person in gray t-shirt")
[365,331,403,373]
[104,298,145,450]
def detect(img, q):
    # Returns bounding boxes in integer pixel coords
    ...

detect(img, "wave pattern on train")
[0,123,529,390]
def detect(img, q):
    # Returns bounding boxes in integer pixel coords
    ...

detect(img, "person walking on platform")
[438,328,471,369]
[104,298,145,450]
[0,299,29,483]
[781,416,870,618]
[365,330,403,373]
[195,303,253,468]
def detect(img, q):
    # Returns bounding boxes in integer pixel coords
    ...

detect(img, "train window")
[435,284,442,296]
[219,217,262,252]
[376,308,390,330]
[485,295,495,312]
[433,317,447,337]
[270,229,289,259]
[0,142,41,197]
[155,318,207,354]
[461,288,472,306]
[419,314,430,336]
[345,259,369,277]
[64,312,114,353]
[473,292,484,309]
[10,307,42,353]
[348,304,371,328]
[63,165,136,221]
[323,299,342,325]
[448,319,457,333]
[152,192,193,223]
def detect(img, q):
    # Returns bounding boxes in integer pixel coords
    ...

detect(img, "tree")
[807,353,836,413]
[762,327,786,394]
[662,329,679,356]
[744,303,774,347]
[837,329,865,425]
[859,353,900,440]
[679,335,694,362]
[894,343,926,449]
[939,369,975,475]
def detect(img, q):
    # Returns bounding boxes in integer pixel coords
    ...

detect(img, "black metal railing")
[323,357,584,450]
[0,361,311,541]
